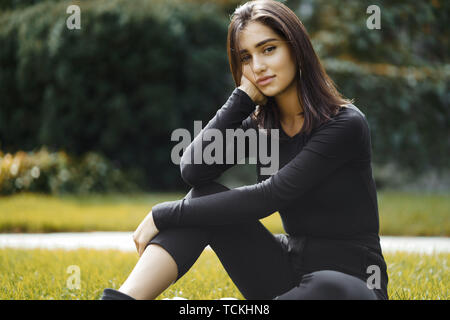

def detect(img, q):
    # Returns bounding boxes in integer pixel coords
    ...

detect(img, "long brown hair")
[226,0,353,137]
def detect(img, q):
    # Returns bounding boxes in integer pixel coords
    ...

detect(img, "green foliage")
[0,0,448,191]
[0,0,58,11]
[324,58,449,171]
[0,0,232,190]
[0,147,139,195]
[292,0,448,65]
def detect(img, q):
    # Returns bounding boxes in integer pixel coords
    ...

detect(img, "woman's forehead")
[238,21,280,49]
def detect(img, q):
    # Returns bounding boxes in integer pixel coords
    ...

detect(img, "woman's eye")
[240,46,275,63]
[264,46,276,53]
[241,55,250,63]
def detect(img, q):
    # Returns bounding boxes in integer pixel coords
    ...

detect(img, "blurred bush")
[0,147,140,195]
[324,58,449,171]
[0,0,448,192]
[0,0,232,190]
[372,162,450,194]
[0,0,58,11]
[294,0,448,65]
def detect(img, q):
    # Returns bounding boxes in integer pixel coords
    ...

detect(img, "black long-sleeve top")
[152,87,382,250]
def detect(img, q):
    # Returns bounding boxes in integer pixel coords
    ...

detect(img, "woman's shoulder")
[313,103,367,135]
[339,103,366,120]
[333,103,368,128]
[304,103,370,158]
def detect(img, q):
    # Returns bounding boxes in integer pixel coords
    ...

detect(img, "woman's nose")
[252,56,267,73]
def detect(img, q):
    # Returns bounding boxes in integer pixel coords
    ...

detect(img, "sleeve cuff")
[234,87,257,110]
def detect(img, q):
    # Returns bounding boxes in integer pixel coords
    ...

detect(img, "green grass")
[0,248,448,300]
[377,190,450,236]
[0,248,243,300]
[0,190,449,235]
[0,192,182,233]
[0,192,284,234]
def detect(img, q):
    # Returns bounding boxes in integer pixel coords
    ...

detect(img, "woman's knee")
[148,181,230,256]
[304,270,377,300]
[276,270,377,300]
[145,182,230,282]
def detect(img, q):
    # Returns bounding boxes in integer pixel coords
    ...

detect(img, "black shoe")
[100,288,136,300]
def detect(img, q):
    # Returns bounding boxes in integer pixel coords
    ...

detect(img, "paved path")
[0,232,449,254]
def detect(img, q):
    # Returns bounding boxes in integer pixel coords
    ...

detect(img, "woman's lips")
[257,75,275,86]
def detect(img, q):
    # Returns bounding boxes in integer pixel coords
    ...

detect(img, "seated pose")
[101,0,389,300]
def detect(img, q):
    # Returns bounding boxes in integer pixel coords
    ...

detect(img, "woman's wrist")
[237,84,267,106]
[237,85,257,102]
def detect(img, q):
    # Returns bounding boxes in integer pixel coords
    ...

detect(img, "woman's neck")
[274,79,303,126]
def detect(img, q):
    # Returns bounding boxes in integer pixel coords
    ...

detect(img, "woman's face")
[238,21,298,97]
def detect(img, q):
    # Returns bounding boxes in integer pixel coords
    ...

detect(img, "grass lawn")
[0,248,448,300]
[0,190,449,236]
[377,190,450,236]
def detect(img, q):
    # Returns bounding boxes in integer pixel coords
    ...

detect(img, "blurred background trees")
[0,0,448,194]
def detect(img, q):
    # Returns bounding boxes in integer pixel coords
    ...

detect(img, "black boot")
[100,288,136,300]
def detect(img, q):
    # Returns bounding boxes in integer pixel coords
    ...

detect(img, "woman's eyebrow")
[239,38,278,54]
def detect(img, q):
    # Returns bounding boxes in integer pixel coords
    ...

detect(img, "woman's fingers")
[141,240,147,257]
[134,237,147,257]
[132,210,158,257]
[132,233,141,255]
[239,74,268,106]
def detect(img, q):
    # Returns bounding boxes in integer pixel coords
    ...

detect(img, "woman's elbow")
[180,162,198,187]
[179,148,222,186]
[180,162,218,187]
[179,149,198,185]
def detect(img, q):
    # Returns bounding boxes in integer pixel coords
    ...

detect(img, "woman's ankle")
[100,288,136,300]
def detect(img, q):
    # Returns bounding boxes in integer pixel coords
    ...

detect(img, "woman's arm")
[179,87,257,187]
[152,110,368,230]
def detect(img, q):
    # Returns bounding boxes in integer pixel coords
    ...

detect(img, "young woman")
[101,0,389,300]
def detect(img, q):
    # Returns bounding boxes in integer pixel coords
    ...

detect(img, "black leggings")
[148,181,380,300]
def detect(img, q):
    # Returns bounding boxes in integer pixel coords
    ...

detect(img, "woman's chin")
[260,87,277,96]
[262,89,279,99]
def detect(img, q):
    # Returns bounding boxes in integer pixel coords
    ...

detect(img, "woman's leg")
[115,182,230,300]
[274,270,379,300]
[141,182,298,300]
[117,243,178,300]
[110,181,379,301]
[207,221,296,299]
[114,181,297,300]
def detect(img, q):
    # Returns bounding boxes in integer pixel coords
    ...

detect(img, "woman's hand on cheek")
[239,74,268,106]
[132,210,159,257]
